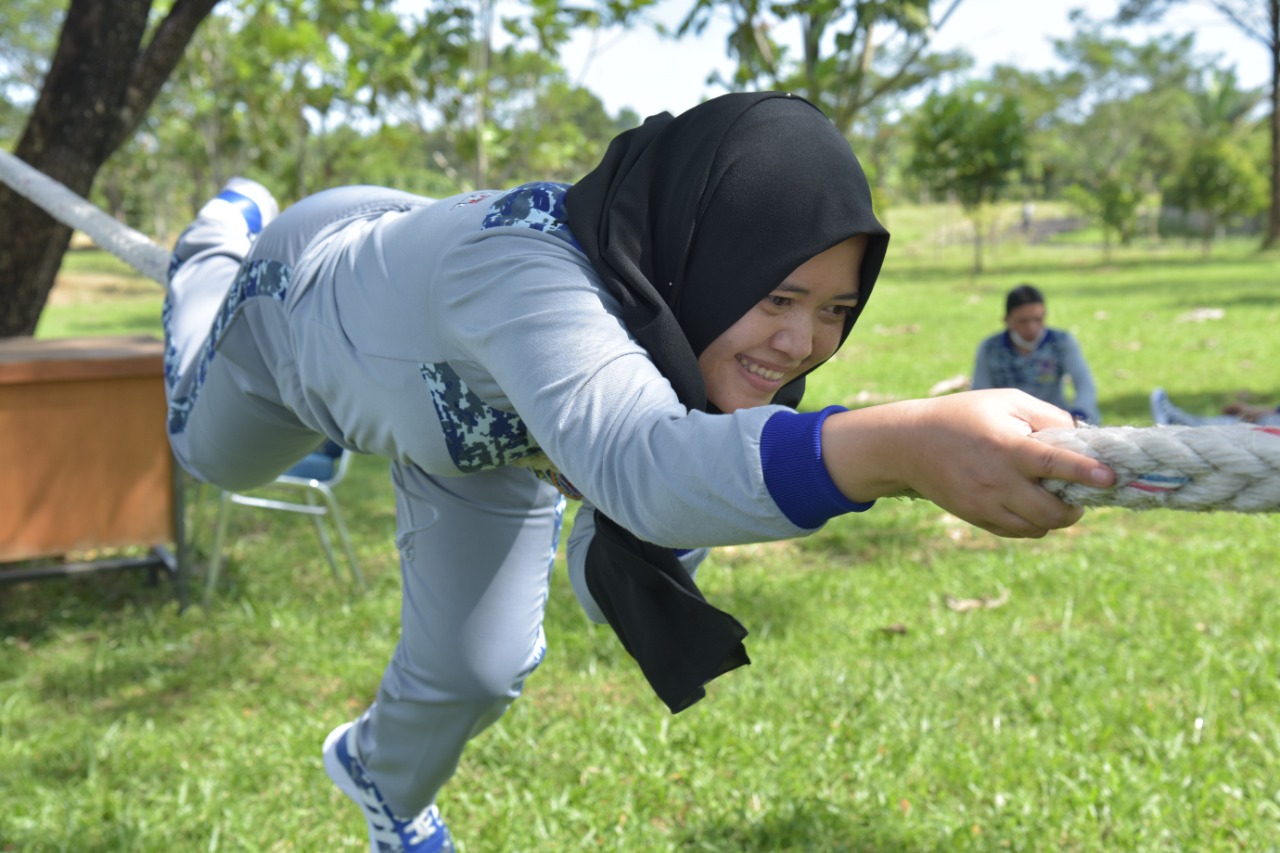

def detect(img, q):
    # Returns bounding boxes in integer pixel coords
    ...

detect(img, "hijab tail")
[585,513,750,713]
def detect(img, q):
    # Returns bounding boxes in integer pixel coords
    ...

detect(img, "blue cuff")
[760,405,874,529]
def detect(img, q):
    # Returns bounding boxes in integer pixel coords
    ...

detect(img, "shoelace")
[403,807,441,845]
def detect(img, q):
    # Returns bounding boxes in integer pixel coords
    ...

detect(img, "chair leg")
[314,483,366,590]
[303,490,345,583]
[204,491,234,607]
[185,480,207,556]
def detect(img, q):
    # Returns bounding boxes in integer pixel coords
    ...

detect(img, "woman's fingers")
[946,473,1085,538]
[1026,438,1115,491]
[984,437,1107,535]
[922,394,1111,537]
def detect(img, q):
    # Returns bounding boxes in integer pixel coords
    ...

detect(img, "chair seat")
[284,453,337,481]
[203,438,364,605]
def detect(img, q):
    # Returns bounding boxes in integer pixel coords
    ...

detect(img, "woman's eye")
[766,294,792,308]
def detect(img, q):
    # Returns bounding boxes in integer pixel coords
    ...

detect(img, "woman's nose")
[771,318,814,361]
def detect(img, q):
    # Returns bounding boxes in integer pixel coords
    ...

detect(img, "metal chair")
[204,440,366,604]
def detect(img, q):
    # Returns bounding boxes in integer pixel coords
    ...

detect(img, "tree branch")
[1208,0,1275,50]
[118,0,226,149]
[856,0,967,117]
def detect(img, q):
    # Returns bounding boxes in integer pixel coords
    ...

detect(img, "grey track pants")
[164,185,565,816]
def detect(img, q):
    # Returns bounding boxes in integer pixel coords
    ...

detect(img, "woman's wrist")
[819,401,923,503]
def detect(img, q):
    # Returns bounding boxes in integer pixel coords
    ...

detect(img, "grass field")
[3,216,1279,851]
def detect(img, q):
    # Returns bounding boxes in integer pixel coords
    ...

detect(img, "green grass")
[3,231,1279,851]
[34,249,166,340]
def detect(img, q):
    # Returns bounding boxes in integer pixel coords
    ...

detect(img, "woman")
[971,284,1101,425]
[164,92,1112,852]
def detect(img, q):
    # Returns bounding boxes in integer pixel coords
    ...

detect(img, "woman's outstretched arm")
[821,389,1116,538]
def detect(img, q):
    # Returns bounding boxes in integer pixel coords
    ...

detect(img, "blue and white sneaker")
[1150,387,1199,427]
[323,721,456,853]
[167,177,279,281]
[211,176,278,239]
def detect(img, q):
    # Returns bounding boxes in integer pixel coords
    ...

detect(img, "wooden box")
[0,335,174,563]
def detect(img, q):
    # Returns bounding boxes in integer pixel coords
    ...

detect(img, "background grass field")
[3,212,1279,851]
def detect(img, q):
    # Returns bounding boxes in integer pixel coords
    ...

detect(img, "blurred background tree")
[1116,0,1279,247]
[907,85,1027,273]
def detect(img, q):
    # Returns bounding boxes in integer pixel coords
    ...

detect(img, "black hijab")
[565,92,889,713]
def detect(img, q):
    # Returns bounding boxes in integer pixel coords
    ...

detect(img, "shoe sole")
[324,722,397,853]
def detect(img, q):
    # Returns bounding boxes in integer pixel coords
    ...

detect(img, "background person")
[971,283,1101,425]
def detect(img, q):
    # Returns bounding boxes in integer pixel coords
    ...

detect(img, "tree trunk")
[1265,0,1280,249]
[968,203,987,274]
[0,0,222,338]
[972,222,984,273]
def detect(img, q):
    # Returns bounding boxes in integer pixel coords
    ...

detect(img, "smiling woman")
[698,235,867,413]
[157,91,1113,853]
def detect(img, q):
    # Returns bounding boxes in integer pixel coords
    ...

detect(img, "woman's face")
[698,235,868,413]
[1005,301,1046,343]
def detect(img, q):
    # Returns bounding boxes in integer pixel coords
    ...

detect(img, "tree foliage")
[0,0,68,137]
[1064,178,1143,257]
[1116,0,1280,248]
[907,86,1026,272]
[676,0,971,136]
[1,0,639,337]
[1038,24,1201,253]
[1165,137,1269,252]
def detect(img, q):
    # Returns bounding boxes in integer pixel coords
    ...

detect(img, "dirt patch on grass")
[48,270,159,306]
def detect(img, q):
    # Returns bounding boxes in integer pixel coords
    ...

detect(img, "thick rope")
[1037,424,1280,512]
[0,148,170,285]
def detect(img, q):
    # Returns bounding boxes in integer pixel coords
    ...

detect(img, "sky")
[558,0,1269,120]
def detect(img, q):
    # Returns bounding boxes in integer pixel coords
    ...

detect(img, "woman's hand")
[821,389,1115,538]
